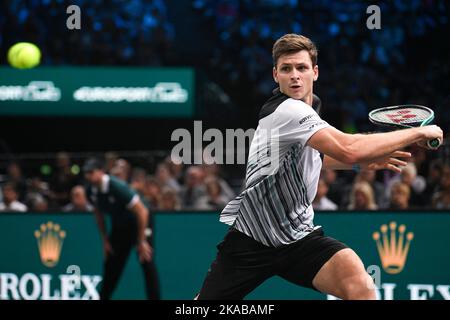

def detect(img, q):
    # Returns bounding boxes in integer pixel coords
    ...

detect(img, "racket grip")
[427,138,441,149]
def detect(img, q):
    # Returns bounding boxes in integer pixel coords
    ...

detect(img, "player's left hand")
[137,240,153,263]
[364,150,411,173]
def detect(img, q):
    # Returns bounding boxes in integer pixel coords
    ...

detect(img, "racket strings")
[371,108,431,125]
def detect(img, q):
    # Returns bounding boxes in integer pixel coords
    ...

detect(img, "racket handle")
[427,138,441,149]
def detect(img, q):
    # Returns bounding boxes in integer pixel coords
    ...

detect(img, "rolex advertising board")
[0,212,449,300]
[0,67,194,117]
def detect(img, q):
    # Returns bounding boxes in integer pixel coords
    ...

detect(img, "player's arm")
[129,199,149,244]
[129,200,152,262]
[323,151,411,173]
[308,125,442,165]
[92,207,108,242]
[92,207,114,257]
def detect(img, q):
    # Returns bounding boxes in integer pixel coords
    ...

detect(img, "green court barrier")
[0,67,194,117]
[0,212,449,300]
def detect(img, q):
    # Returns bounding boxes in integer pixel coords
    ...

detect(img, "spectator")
[63,185,94,212]
[104,152,120,173]
[391,163,427,207]
[342,170,388,209]
[25,177,51,209]
[113,158,132,182]
[155,163,181,192]
[158,187,181,210]
[6,162,27,202]
[179,166,206,209]
[49,152,79,206]
[31,196,49,212]
[347,181,378,211]
[313,179,338,211]
[130,168,148,195]
[0,183,28,212]
[195,178,229,210]
[321,169,346,207]
[388,181,411,210]
[202,163,235,201]
[144,176,162,211]
[432,165,450,209]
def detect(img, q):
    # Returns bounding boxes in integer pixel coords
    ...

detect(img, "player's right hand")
[418,125,443,149]
[103,239,114,258]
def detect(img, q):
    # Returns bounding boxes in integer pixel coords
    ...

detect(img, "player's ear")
[313,65,319,81]
[273,66,278,83]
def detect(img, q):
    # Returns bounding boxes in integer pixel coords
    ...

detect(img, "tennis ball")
[7,42,41,69]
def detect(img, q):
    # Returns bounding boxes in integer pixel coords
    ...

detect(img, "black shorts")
[197,227,348,300]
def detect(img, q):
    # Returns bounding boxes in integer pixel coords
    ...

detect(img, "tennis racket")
[368,104,441,149]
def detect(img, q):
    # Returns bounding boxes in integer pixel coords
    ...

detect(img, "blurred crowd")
[0,147,449,213]
[0,0,176,66]
[0,151,237,213]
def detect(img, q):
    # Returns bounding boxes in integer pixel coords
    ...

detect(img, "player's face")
[273,50,318,102]
[84,170,103,185]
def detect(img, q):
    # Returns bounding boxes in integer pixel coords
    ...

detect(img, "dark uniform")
[86,174,160,300]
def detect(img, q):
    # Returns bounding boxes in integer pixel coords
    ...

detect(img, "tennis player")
[196,34,443,300]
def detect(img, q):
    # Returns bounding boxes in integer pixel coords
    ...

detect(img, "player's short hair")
[272,34,318,67]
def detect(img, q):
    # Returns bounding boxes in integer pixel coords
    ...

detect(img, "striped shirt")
[220,90,330,247]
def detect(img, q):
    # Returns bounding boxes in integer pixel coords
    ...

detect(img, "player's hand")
[364,151,411,173]
[103,239,114,258]
[417,125,443,150]
[137,240,153,263]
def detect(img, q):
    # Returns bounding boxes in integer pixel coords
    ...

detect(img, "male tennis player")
[196,34,443,300]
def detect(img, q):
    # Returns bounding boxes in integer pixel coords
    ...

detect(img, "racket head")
[368,104,435,129]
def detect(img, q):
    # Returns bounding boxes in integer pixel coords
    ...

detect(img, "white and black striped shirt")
[220,90,330,247]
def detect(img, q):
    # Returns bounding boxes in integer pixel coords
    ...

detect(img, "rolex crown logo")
[372,221,413,274]
[34,221,66,267]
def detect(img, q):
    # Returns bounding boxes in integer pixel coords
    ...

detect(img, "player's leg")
[99,230,133,300]
[277,228,374,300]
[312,248,376,300]
[196,228,275,300]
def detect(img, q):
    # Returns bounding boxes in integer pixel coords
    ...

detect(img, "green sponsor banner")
[0,212,449,300]
[0,67,194,117]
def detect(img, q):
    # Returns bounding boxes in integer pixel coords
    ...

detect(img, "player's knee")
[340,274,376,300]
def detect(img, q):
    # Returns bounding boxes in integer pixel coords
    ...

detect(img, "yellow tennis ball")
[7,42,41,69]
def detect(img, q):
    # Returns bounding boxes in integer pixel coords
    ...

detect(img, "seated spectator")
[25,177,52,209]
[202,162,235,202]
[155,163,181,192]
[195,178,229,210]
[387,162,426,207]
[179,166,206,209]
[342,170,387,209]
[144,176,162,210]
[347,181,378,211]
[104,151,120,173]
[50,152,79,206]
[321,169,346,207]
[6,162,28,203]
[130,167,147,194]
[432,165,450,209]
[313,179,338,211]
[62,185,94,212]
[158,187,181,210]
[31,196,49,212]
[388,181,411,210]
[0,183,28,212]
[112,158,132,182]
[423,159,444,206]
